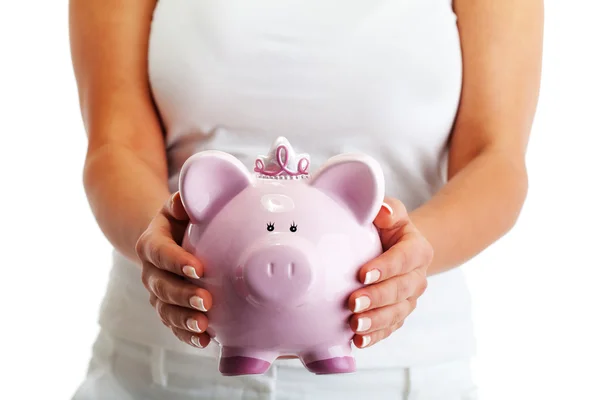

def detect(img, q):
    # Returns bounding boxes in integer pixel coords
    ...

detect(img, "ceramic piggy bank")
[179,137,385,376]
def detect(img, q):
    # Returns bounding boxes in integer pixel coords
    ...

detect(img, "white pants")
[72,330,478,400]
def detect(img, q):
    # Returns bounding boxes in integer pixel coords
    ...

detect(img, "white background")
[1,1,599,399]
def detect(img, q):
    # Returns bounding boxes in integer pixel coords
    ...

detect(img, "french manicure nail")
[186,318,202,333]
[356,317,372,332]
[183,266,200,279]
[360,335,372,348]
[190,296,207,312]
[353,296,371,313]
[364,269,381,285]
[191,336,203,348]
[382,202,393,216]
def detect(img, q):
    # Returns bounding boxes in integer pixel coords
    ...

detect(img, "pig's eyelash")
[266,222,275,232]
[290,222,298,233]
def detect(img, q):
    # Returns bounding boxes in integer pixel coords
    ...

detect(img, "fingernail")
[183,266,200,279]
[191,336,203,348]
[360,335,371,348]
[382,202,393,216]
[353,296,371,313]
[356,317,372,332]
[190,296,207,312]
[363,269,381,285]
[186,318,202,333]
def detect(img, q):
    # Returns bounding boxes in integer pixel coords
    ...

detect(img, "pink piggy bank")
[179,137,385,376]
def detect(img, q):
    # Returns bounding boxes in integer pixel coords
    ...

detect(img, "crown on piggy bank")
[254,137,310,179]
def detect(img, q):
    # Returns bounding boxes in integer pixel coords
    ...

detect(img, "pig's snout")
[239,245,314,307]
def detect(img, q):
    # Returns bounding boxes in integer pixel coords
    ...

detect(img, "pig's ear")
[309,154,385,225]
[179,151,252,224]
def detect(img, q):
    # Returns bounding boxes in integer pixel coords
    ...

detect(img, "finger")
[349,299,417,335]
[150,294,209,334]
[358,236,433,285]
[352,302,415,349]
[171,326,211,349]
[353,320,403,349]
[373,197,409,232]
[136,230,204,280]
[349,270,426,312]
[164,191,189,222]
[135,192,201,279]
[374,197,411,251]
[143,264,213,311]
[162,192,191,241]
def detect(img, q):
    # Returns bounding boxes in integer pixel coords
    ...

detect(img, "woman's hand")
[348,197,433,349]
[135,192,213,349]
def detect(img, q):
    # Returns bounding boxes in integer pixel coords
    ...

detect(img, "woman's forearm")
[410,147,528,275]
[83,142,170,264]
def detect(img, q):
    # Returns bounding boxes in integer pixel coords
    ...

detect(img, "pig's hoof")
[305,356,356,375]
[219,356,271,376]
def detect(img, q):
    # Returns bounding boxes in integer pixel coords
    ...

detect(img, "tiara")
[254,137,310,180]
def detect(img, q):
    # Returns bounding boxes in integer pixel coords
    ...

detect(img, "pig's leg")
[300,343,356,374]
[219,347,276,376]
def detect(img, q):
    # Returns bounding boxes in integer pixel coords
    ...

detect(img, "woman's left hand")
[348,197,433,349]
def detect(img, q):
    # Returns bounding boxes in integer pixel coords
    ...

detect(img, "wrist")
[84,145,171,262]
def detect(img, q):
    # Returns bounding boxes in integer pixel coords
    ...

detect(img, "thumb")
[373,197,409,231]
[374,197,411,250]
[165,191,190,222]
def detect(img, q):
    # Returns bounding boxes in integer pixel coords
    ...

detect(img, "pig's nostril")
[267,263,274,277]
[288,263,295,278]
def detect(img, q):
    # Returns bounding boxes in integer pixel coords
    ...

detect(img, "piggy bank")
[179,137,385,376]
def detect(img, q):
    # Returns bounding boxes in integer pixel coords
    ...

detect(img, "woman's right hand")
[135,192,213,349]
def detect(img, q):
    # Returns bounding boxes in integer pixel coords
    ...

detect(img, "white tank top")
[99,0,476,368]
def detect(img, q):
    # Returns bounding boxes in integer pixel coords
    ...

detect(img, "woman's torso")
[99,0,476,368]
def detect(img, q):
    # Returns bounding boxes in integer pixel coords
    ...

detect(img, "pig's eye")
[267,222,275,232]
[290,222,298,233]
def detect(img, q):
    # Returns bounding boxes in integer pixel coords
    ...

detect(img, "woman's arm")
[69,0,168,262]
[349,0,543,347]
[70,0,212,347]
[410,0,544,275]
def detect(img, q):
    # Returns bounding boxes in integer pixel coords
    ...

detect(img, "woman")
[69,0,542,398]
